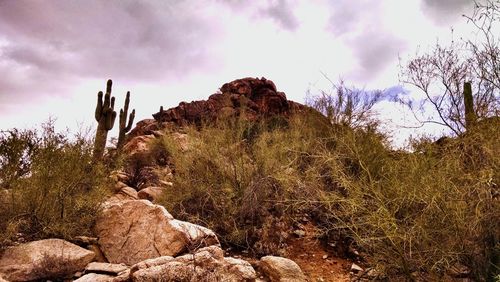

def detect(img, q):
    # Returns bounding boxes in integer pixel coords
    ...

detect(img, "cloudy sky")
[0,0,477,145]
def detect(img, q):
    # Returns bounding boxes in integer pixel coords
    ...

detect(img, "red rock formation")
[152,77,305,124]
[128,77,308,138]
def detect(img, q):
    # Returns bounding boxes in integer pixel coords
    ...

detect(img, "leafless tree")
[400,0,500,135]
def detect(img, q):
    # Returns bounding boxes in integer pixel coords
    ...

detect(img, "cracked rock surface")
[94,199,220,266]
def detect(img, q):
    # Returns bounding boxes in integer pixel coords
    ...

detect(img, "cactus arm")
[105,110,117,130]
[95,91,103,121]
[103,92,110,109]
[117,91,135,150]
[124,91,130,113]
[111,96,115,110]
[125,109,135,131]
[106,79,112,95]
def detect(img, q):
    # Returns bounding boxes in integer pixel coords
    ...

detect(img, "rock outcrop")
[94,200,220,266]
[73,262,130,282]
[128,77,308,138]
[259,256,307,282]
[130,246,256,282]
[137,186,166,203]
[0,239,95,281]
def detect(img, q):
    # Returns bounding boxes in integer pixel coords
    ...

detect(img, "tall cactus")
[463,82,476,131]
[117,91,135,150]
[93,79,117,160]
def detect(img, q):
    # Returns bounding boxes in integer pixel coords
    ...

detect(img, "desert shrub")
[0,128,40,189]
[156,107,498,279]
[157,115,325,254]
[315,120,499,280]
[0,121,110,246]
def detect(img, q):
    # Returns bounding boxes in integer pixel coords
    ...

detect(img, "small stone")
[293,230,306,237]
[74,271,83,278]
[322,255,328,259]
[351,263,363,272]
[85,262,128,275]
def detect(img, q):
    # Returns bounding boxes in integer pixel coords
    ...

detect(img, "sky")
[0,0,479,146]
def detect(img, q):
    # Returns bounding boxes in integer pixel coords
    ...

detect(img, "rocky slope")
[0,77,359,282]
[128,77,311,139]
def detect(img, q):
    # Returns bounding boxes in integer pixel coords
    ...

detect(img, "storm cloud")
[326,1,407,82]
[421,0,473,24]
[0,0,481,118]
[0,1,223,104]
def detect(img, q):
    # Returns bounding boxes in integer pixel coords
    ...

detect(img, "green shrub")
[0,121,110,246]
[316,120,499,280]
[151,103,499,280]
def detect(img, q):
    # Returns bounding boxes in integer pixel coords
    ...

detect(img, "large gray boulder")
[130,246,256,281]
[0,239,95,281]
[260,256,306,282]
[95,200,219,265]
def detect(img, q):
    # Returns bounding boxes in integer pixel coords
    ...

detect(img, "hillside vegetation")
[148,111,498,280]
[1,80,499,281]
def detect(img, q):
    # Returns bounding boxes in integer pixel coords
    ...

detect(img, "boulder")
[260,256,306,282]
[85,262,128,275]
[95,200,219,265]
[137,186,166,202]
[107,186,139,203]
[130,246,256,281]
[128,119,161,139]
[0,238,95,281]
[74,273,115,282]
[122,135,156,157]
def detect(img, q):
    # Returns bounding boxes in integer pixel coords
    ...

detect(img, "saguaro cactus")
[463,82,476,130]
[117,91,135,150]
[93,79,117,160]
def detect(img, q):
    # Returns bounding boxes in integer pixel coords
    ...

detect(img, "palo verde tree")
[400,0,500,135]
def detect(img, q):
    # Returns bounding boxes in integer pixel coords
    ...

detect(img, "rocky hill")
[128,77,312,139]
[0,78,355,281]
[2,76,496,281]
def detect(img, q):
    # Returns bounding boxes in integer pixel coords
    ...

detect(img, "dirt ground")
[227,222,354,282]
[285,222,352,282]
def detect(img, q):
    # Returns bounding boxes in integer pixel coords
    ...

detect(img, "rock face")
[94,200,220,266]
[84,262,129,275]
[260,256,306,282]
[152,77,303,126]
[137,186,166,203]
[0,239,95,281]
[74,262,130,282]
[107,186,139,202]
[130,246,256,282]
[128,77,307,138]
